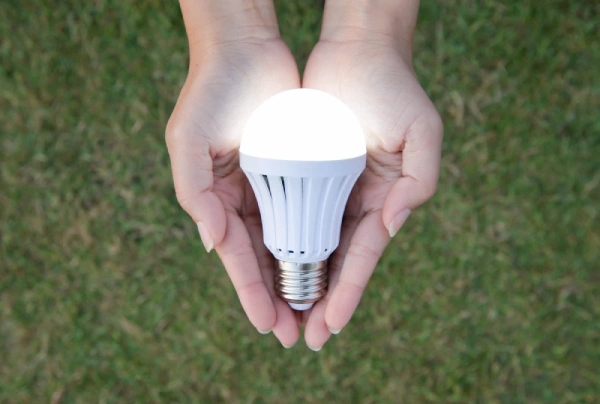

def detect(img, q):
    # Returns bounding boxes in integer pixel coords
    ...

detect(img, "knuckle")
[237,279,265,299]
[429,109,444,137]
[422,180,439,201]
[165,118,211,160]
[165,117,186,148]
[346,242,381,262]
[165,117,194,150]
[175,191,194,214]
[222,241,255,261]
[165,116,179,146]
[336,278,366,295]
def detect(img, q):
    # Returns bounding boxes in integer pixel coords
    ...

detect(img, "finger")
[327,211,362,292]
[243,211,300,347]
[302,214,361,348]
[272,298,301,348]
[216,210,276,332]
[165,120,227,251]
[382,115,443,236]
[324,210,390,333]
[303,298,331,352]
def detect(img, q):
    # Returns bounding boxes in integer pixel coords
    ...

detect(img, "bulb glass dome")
[240,89,366,162]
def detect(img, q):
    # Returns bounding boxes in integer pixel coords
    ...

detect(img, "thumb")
[166,122,227,252]
[382,115,443,237]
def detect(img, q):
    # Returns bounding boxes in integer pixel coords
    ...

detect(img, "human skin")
[166,0,443,350]
[166,0,303,347]
[301,0,443,350]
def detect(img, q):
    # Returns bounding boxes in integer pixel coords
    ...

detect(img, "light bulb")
[240,89,366,310]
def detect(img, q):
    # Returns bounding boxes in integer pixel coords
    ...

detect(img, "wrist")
[180,0,280,59]
[321,0,419,58]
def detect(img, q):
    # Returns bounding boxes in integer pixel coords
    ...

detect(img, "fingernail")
[328,327,342,335]
[389,209,411,238]
[307,344,322,352]
[196,221,214,252]
[282,342,294,349]
[257,328,272,335]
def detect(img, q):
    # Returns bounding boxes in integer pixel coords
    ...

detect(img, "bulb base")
[275,260,328,310]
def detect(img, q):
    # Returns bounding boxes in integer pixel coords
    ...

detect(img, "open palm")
[302,40,443,349]
[166,39,302,347]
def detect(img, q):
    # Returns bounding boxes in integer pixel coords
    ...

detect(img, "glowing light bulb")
[240,89,366,310]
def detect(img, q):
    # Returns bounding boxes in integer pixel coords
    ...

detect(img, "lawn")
[1,0,599,402]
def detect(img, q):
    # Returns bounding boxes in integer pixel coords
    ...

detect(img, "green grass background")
[1,0,599,402]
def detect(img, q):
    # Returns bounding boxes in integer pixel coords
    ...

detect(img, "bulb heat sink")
[243,165,362,309]
[246,173,360,263]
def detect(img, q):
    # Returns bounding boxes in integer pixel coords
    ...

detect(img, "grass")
[1,0,599,402]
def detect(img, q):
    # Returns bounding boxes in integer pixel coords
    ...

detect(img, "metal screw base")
[275,260,328,305]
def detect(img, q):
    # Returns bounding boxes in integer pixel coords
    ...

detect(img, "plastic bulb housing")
[240,89,366,310]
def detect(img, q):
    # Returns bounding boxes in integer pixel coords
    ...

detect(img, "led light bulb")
[240,89,366,310]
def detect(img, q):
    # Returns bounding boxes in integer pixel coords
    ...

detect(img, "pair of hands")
[166,7,442,350]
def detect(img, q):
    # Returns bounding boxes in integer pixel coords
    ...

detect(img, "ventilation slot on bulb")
[261,175,271,194]
[245,171,361,262]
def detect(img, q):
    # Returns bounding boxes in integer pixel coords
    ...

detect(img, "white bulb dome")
[240,89,365,161]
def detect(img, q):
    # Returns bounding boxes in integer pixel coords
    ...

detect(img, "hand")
[301,13,443,350]
[166,2,302,347]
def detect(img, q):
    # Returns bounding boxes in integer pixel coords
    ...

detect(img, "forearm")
[321,0,419,58]
[179,0,280,59]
